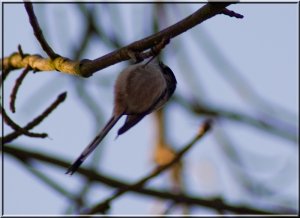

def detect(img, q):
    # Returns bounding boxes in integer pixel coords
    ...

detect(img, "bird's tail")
[66,115,121,175]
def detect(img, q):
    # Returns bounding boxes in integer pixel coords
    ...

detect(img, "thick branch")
[87,119,213,214]
[3,144,292,215]
[1,3,240,77]
[79,3,233,76]
[2,53,81,76]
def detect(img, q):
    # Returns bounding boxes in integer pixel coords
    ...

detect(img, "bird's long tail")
[66,115,121,175]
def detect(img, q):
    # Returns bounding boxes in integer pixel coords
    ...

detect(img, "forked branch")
[1,2,243,77]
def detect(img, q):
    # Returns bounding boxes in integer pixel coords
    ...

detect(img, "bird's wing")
[117,88,167,136]
[117,114,145,136]
[125,66,167,114]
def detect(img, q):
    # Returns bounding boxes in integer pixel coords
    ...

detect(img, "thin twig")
[221,8,244,19]
[18,44,25,58]
[130,37,171,63]
[162,201,178,215]
[24,1,59,59]
[87,119,213,214]
[2,92,67,143]
[173,95,297,143]
[3,144,293,215]
[79,3,235,77]
[2,3,240,77]
[147,37,170,60]
[16,157,87,211]
[1,104,48,140]
[214,127,278,197]
[10,66,31,113]
[69,6,111,210]
[20,159,76,200]
[73,4,123,60]
[186,23,297,124]
[194,104,297,143]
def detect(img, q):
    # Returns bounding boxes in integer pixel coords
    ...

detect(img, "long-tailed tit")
[66,60,176,175]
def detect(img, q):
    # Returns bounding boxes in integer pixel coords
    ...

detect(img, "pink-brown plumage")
[66,60,176,175]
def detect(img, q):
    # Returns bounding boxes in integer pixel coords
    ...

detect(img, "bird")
[66,59,177,175]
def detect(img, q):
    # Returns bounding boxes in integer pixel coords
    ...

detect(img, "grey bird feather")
[66,60,176,175]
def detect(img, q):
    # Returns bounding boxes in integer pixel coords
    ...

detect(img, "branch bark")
[1,3,239,77]
[9,66,31,113]
[87,119,212,214]
[173,95,298,143]
[24,1,59,59]
[3,141,293,215]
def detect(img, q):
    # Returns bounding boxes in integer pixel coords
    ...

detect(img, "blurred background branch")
[2,2,238,77]
[1,2,298,216]
[4,143,293,215]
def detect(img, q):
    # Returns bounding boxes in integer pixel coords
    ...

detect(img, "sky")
[1,2,299,215]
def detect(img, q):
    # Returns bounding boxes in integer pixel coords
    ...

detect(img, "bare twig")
[20,159,76,200]
[3,144,293,215]
[79,3,234,77]
[130,37,171,63]
[87,119,213,214]
[18,44,25,58]
[173,95,297,143]
[10,66,31,113]
[2,92,67,143]
[68,5,110,212]
[221,8,244,19]
[15,157,87,211]
[73,5,122,61]
[194,104,297,143]
[72,5,98,61]
[162,201,179,215]
[24,1,59,59]
[186,23,297,124]
[214,127,277,197]
[1,105,47,140]
[2,3,241,77]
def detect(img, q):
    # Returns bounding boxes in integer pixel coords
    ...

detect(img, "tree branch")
[221,8,244,19]
[79,3,235,77]
[24,1,59,59]
[2,92,67,143]
[10,65,31,113]
[87,119,213,214]
[3,143,293,215]
[1,3,242,77]
[173,95,298,143]
[1,105,48,139]
[1,52,81,76]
